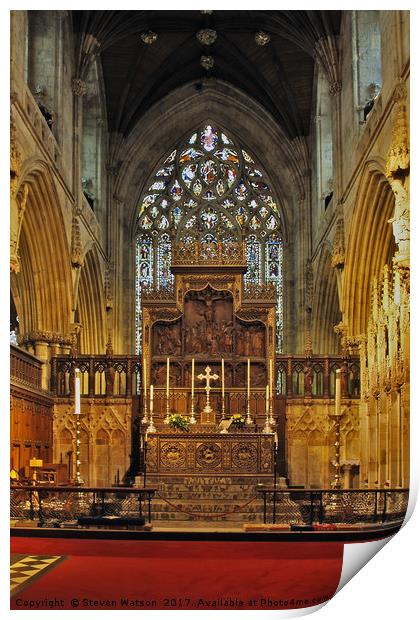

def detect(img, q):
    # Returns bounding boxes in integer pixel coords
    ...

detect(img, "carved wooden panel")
[146,433,274,475]
[153,320,182,356]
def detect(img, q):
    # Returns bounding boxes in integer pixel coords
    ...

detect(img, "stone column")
[358,397,370,486]
[34,341,49,391]
[341,463,353,489]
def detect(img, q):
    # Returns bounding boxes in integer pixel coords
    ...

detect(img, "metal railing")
[258,488,409,526]
[10,485,156,527]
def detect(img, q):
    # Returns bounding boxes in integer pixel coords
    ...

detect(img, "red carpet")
[11,538,344,610]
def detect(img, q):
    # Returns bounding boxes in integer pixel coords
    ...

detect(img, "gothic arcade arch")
[342,161,396,337]
[11,161,73,341]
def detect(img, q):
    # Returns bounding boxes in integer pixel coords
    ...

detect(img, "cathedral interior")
[10,10,410,541]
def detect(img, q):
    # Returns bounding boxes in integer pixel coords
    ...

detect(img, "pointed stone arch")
[76,245,106,354]
[11,159,73,340]
[342,160,396,337]
[312,244,341,354]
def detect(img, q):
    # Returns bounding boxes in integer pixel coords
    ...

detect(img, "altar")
[146,432,274,476]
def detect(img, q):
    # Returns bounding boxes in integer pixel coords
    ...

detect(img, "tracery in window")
[135,123,284,352]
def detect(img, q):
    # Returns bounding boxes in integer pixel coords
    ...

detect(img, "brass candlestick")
[246,394,252,425]
[330,411,343,489]
[268,400,275,427]
[263,385,271,433]
[221,393,226,420]
[141,394,148,424]
[146,387,156,434]
[263,410,272,434]
[75,414,84,485]
[190,395,197,424]
[165,393,170,424]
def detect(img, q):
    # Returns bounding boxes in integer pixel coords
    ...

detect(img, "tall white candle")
[265,384,269,414]
[221,358,225,399]
[247,359,250,400]
[335,369,341,416]
[150,384,154,413]
[191,359,195,398]
[75,368,81,414]
[166,357,170,399]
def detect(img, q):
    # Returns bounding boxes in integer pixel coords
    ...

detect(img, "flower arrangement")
[230,413,246,427]
[167,413,190,432]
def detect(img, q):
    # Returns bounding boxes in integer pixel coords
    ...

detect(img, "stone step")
[142,474,298,524]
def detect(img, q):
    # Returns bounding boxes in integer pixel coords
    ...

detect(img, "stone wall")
[286,400,360,488]
[53,399,132,486]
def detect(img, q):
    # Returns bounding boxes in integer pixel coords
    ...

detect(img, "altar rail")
[10,485,156,526]
[50,354,360,400]
[258,488,409,526]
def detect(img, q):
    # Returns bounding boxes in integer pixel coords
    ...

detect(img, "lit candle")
[150,384,154,413]
[221,358,225,399]
[247,358,250,400]
[265,384,269,415]
[335,369,341,416]
[166,357,170,399]
[75,368,81,414]
[191,358,195,398]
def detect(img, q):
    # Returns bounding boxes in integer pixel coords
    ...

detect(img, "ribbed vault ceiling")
[72,10,341,139]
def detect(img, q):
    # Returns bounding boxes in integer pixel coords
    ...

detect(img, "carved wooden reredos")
[142,259,276,395]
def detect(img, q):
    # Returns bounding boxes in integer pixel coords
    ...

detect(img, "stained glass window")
[135,122,284,352]
[135,235,153,353]
[157,234,173,289]
[266,234,284,352]
[244,235,261,285]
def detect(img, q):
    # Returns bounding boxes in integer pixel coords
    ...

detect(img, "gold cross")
[197,366,219,394]
[197,366,219,414]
